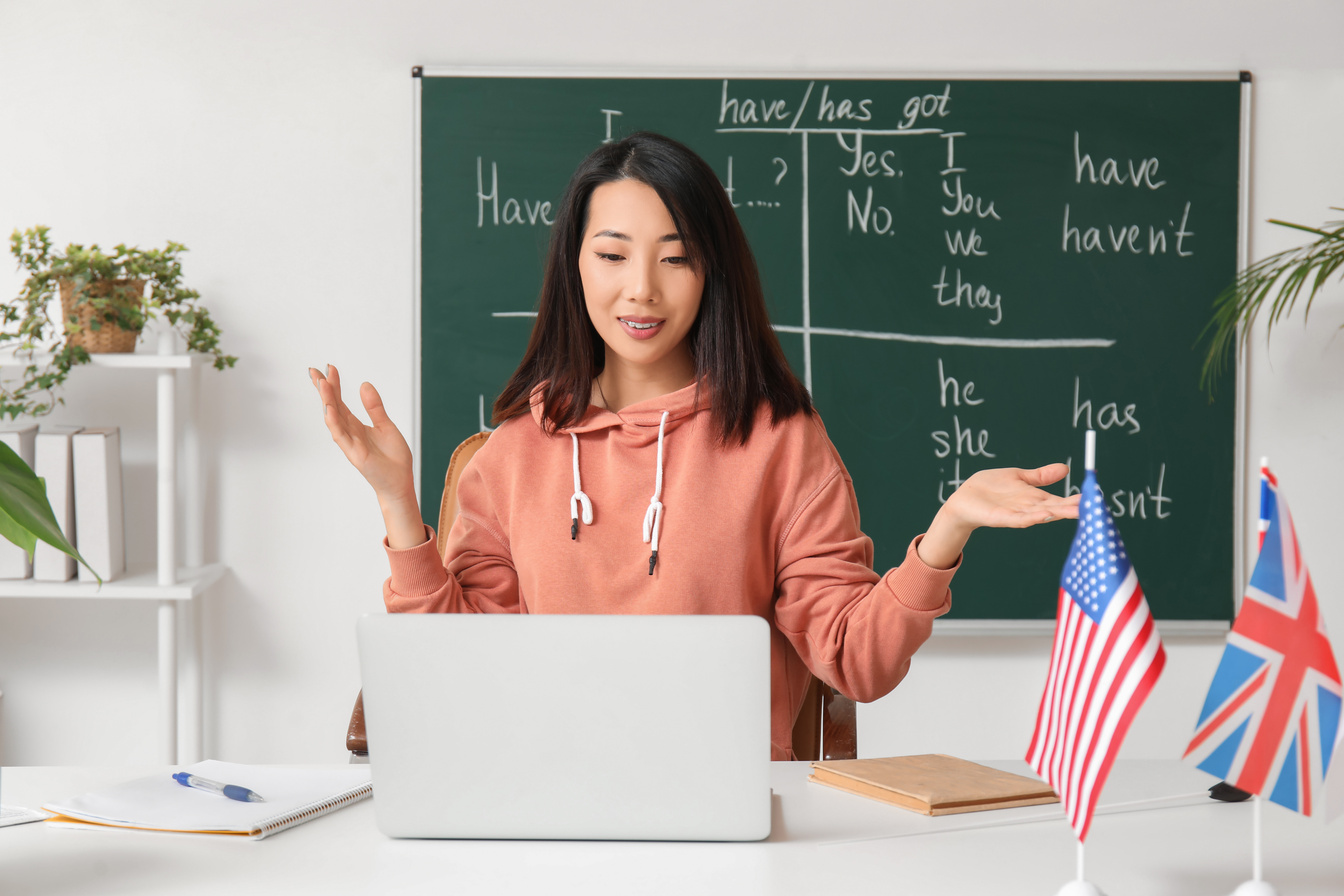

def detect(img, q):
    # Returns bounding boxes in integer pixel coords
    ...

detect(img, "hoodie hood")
[529,379,711,443]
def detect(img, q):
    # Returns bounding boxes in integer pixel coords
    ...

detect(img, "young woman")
[311,132,1079,760]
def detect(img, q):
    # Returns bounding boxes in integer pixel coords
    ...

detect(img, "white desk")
[2,762,1341,895]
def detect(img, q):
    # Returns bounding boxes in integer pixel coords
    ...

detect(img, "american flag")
[1027,467,1166,841]
[1184,466,1341,816]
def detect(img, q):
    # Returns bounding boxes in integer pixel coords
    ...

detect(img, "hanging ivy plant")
[4,226,237,418]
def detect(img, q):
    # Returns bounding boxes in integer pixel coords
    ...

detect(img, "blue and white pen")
[172,772,266,803]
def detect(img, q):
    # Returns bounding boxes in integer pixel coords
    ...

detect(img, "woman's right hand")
[310,364,427,548]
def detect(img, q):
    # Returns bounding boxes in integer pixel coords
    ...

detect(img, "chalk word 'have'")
[476,159,554,228]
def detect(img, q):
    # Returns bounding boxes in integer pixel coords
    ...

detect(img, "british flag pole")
[1327,706,1344,824]
[1249,458,1274,896]
[1245,459,1276,896]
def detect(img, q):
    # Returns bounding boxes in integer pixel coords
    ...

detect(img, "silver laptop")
[356,613,772,841]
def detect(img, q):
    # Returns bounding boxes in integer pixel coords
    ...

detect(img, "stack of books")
[0,423,125,583]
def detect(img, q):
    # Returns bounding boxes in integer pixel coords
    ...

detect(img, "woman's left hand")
[917,463,1081,570]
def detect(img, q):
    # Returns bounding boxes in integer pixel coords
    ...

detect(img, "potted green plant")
[0,440,94,580]
[4,226,237,418]
[1201,208,1344,393]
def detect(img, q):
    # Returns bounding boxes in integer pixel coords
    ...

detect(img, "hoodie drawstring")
[568,411,669,574]
[642,411,669,575]
[569,432,592,539]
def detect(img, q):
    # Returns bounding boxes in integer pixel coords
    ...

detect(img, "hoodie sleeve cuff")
[879,534,958,613]
[383,525,449,597]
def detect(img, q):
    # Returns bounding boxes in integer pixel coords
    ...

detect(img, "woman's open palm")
[310,364,415,504]
[947,464,1081,531]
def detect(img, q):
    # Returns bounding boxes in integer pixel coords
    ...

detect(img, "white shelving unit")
[0,337,226,764]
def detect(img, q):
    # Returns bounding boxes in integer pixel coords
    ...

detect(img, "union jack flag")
[1184,466,1342,816]
[1257,460,1277,550]
[1027,467,1166,842]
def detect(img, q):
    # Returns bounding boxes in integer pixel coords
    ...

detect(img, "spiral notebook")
[42,760,372,839]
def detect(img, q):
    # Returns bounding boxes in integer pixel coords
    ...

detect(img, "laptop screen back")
[356,613,772,841]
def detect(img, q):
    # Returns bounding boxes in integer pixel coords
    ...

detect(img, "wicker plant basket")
[58,278,145,353]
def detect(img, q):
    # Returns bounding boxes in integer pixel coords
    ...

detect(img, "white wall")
[0,0,1339,765]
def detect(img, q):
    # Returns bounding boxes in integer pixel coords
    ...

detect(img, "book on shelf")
[33,425,84,582]
[42,760,372,839]
[72,426,125,584]
[0,423,40,579]
[808,753,1059,816]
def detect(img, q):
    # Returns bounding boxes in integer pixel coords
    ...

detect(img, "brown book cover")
[809,754,1059,816]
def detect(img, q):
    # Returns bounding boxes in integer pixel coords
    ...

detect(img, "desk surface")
[3,761,1341,896]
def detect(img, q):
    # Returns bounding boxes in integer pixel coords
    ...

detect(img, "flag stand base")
[1231,881,1277,896]
[1054,882,1105,896]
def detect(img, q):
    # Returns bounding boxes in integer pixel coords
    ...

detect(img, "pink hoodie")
[385,381,956,759]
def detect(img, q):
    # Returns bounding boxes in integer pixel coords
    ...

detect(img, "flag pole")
[1234,460,1275,896]
[1252,795,1263,882]
[1055,842,1102,895]
[1229,795,1277,895]
[1225,459,1279,896]
[1054,429,1105,896]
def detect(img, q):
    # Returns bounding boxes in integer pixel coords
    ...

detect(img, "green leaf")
[1200,212,1344,396]
[0,440,99,582]
[0,503,37,558]
[1267,219,1344,243]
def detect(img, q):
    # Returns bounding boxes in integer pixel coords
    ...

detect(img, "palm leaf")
[0,440,99,583]
[1200,210,1344,395]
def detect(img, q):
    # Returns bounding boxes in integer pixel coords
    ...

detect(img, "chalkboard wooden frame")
[411,68,1251,632]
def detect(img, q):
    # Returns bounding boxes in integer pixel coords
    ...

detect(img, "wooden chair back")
[434,431,492,558]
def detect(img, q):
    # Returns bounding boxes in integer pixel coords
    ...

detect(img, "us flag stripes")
[1027,457,1166,842]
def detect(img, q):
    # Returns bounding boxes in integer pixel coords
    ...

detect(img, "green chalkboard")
[417,72,1243,621]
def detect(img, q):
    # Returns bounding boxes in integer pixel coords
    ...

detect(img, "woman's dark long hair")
[493,131,812,445]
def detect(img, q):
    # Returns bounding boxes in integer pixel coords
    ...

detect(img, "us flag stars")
[1064,486,1133,623]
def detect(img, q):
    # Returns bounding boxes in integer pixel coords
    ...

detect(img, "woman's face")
[579,179,705,385]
